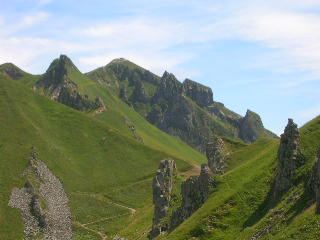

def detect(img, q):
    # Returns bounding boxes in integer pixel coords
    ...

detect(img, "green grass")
[0,74,205,239]
[159,117,320,240]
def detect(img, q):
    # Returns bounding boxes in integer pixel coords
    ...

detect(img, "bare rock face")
[273,119,301,198]
[182,79,213,107]
[312,152,320,214]
[170,164,215,230]
[34,55,102,111]
[8,147,72,240]
[206,136,226,174]
[149,159,177,239]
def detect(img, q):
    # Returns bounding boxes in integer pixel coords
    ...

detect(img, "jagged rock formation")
[206,136,226,174]
[170,164,215,231]
[312,151,320,214]
[87,60,277,152]
[8,147,72,240]
[240,110,276,142]
[150,159,177,239]
[35,55,103,111]
[183,78,213,107]
[273,119,301,198]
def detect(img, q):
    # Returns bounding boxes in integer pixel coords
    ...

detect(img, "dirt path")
[75,221,108,240]
[72,192,136,215]
[84,213,131,226]
[180,164,201,179]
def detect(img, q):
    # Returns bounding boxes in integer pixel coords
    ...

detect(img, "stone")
[8,147,72,240]
[149,159,177,239]
[182,79,213,107]
[206,136,226,174]
[273,119,301,198]
[240,110,267,143]
[170,164,215,230]
[34,55,102,111]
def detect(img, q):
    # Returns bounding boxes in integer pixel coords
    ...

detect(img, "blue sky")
[1,0,320,135]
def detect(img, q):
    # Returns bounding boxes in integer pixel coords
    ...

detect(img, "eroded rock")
[170,164,215,230]
[149,159,177,239]
[273,119,301,198]
[182,78,213,107]
[206,136,226,174]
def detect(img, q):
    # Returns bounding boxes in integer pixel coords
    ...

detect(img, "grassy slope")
[66,65,206,166]
[0,74,205,239]
[0,63,40,87]
[160,117,320,240]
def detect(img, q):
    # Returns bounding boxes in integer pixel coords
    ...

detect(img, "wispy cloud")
[299,105,320,120]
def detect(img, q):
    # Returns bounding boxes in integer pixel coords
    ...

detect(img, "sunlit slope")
[160,116,320,240]
[0,74,203,239]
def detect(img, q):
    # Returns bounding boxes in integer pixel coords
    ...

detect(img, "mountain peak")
[0,62,26,80]
[110,58,129,64]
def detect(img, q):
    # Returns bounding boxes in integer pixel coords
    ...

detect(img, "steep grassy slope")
[0,74,206,239]
[159,116,320,240]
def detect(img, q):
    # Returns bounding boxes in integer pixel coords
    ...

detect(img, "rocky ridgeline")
[150,159,177,239]
[182,78,213,108]
[312,152,320,214]
[206,136,226,174]
[90,62,277,152]
[8,147,72,240]
[273,119,301,198]
[35,55,103,111]
[170,164,215,230]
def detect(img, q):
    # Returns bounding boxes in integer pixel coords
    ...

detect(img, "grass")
[0,74,205,239]
[159,116,320,240]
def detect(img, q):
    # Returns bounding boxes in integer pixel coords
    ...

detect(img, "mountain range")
[0,55,319,240]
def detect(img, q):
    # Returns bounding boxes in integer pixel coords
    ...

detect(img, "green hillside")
[0,73,206,240]
[159,116,320,240]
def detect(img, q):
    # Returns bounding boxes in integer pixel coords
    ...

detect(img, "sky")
[1,0,320,135]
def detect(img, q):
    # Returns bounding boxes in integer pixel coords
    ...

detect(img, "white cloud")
[299,105,320,120]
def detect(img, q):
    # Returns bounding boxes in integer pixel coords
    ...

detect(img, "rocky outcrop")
[240,110,275,143]
[150,159,177,239]
[312,152,320,214]
[183,79,213,107]
[273,119,301,198]
[170,164,215,230]
[8,147,72,240]
[35,55,102,111]
[88,60,278,151]
[206,136,226,174]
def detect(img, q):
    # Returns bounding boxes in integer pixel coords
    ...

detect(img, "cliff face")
[150,159,177,239]
[35,55,103,111]
[206,136,226,174]
[170,164,215,230]
[87,60,278,151]
[273,119,301,198]
[183,79,213,107]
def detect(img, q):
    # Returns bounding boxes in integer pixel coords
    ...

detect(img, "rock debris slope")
[8,148,72,240]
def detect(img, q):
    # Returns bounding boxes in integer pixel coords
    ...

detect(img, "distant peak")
[110,58,129,64]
